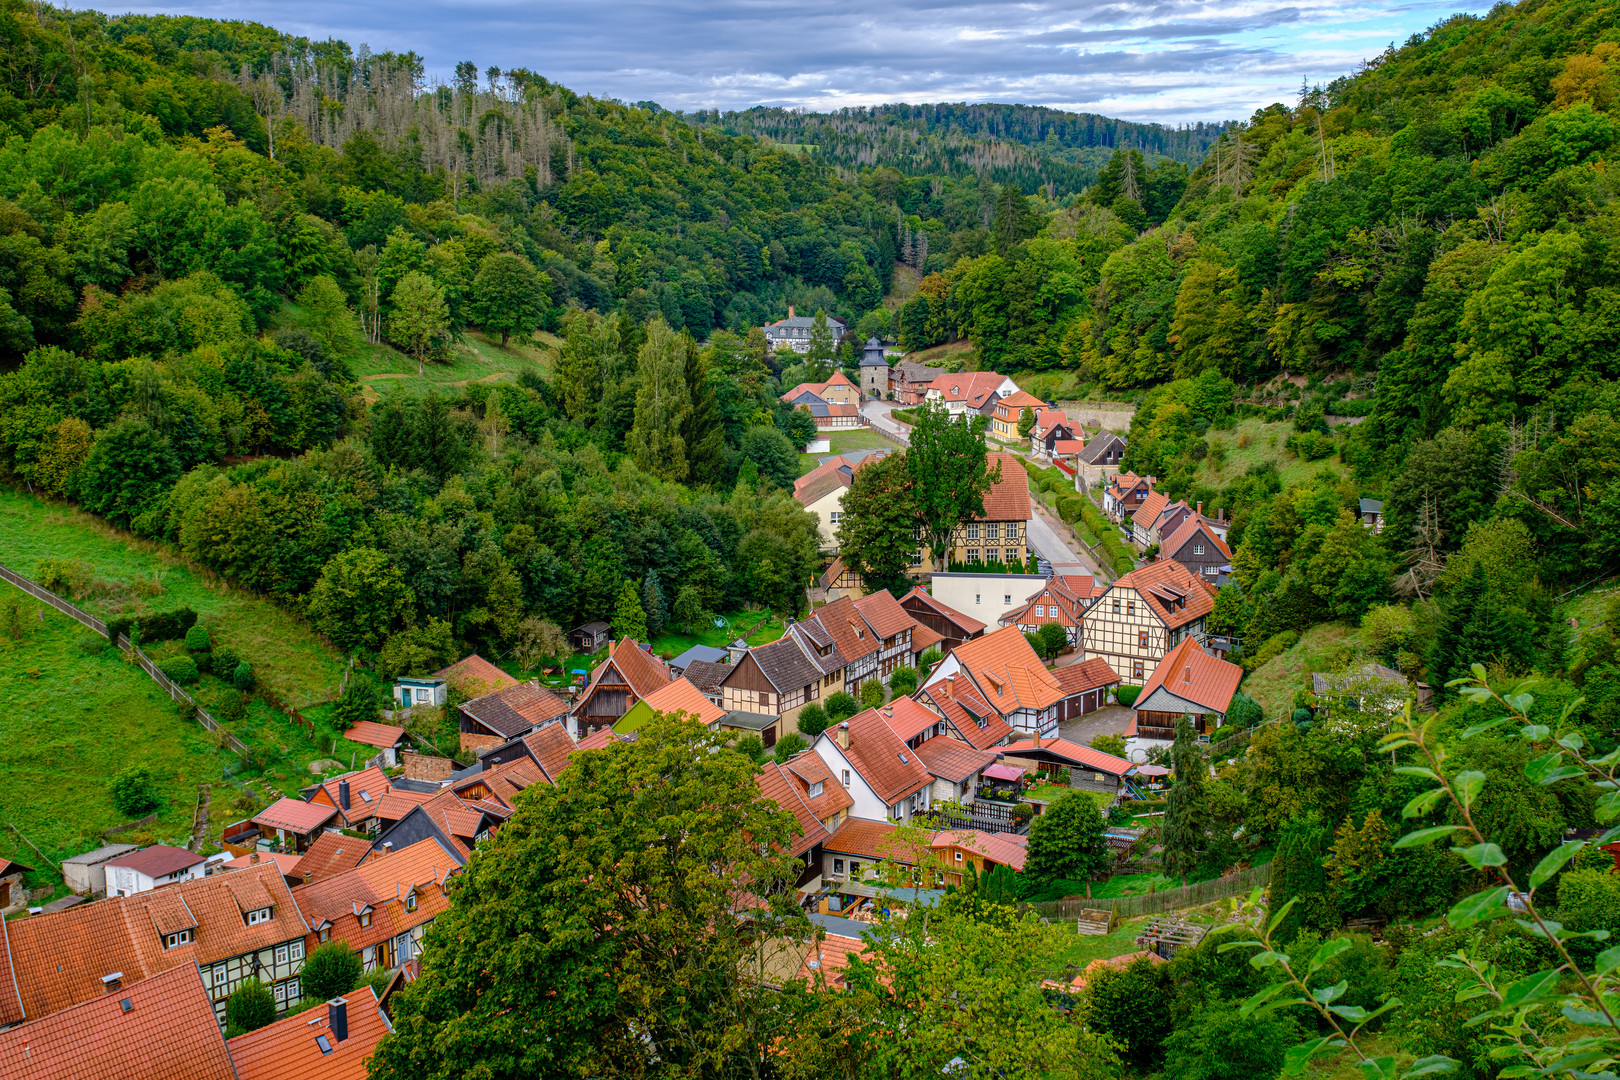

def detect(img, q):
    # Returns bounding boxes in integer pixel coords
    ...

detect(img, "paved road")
[861,398,910,444]
[1057,704,1134,748]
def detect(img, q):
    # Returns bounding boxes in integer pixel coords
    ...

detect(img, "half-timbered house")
[571,638,672,737]
[1082,562,1214,683]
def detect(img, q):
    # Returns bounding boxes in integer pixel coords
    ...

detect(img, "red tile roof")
[1138,638,1244,716]
[0,917,25,1027]
[852,589,916,641]
[227,986,390,1080]
[294,839,457,952]
[459,681,571,740]
[1033,408,1069,436]
[254,796,340,835]
[948,625,1065,714]
[913,737,995,783]
[823,818,922,863]
[1052,438,1085,454]
[584,639,672,702]
[1000,737,1133,777]
[756,761,833,858]
[992,389,1046,417]
[431,654,520,695]
[224,851,304,878]
[877,696,946,743]
[780,753,854,823]
[1110,561,1215,631]
[975,453,1032,522]
[920,679,1013,750]
[521,723,578,781]
[831,709,933,805]
[809,594,879,663]
[290,832,369,885]
[0,965,234,1080]
[104,845,204,878]
[1054,658,1121,696]
[932,371,1008,409]
[911,622,944,653]
[1131,490,1169,527]
[899,586,987,635]
[311,766,392,826]
[372,789,436,825]
[795,933,868,989]
[640,676,729,727]
[343,720,405,749]
[932,829,1028,872]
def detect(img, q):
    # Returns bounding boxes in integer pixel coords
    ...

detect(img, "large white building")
[763,307,847,354]
[104,845,208,897]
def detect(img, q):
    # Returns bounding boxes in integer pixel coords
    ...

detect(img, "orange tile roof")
[641,676,729,727]
[431,654,520,695]
[291,832,370,885]
[1110,561,1215,630]
[295,839,457,951]
[227,986,390,1080]
[993,389,1046,416]
[832,709,933,805]
[913,737,995,784]
[1131,490,1169,527]
[823,819,925,863]
[780,753,854,823]
[852,589,916,641]
[920,678,1013,750]
[1033,408,1070,434]
[6,865,304,1020]
[877,696,946,743]
[1137,638,1244,716]
[0,916,24,1027]
[911,622,944,653]
[584,639,672,702]
[1054,658,1121,696]
[795,933,868,989]
[899,586,987,635]
[932,371,1008,408]
[343,720,405,749]
[971,452,1032,522]
[809,595,879,663]
[1000,575,1088,628]
[522,723,578,781]
[932,829,1028,872]
[574,726,624,752]
[254,796,339,834]
[311,766,392,826]
[948,625,1065,714]
[0,965,233,1080]
[756,761,832,857]
[224,851,304,878]
[1001,736,1132,776]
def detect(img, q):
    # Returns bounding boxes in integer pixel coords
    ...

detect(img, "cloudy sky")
[116,0,1496,124]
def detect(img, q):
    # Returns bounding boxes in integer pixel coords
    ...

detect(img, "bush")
[888,667,919,696]
[858,679,886,708]
[211,643,242,675]
[216,689,249,723]
[232,660,255,692]
[76,633,109,656]
[301,941,363,1002]
[796,702,829,738]
[1226,692,1262,729]
[1115,685,1142,707]
[138,607,199,642]
[773,733,808,762]
[332,674,384,730]
[733,734,767,764]
[1160,1002,1302,1080]
[1089,733,1127,757]
[225,980,276,1037]
[110,765,163,816]
[1285,430,1336,461]
[158,654,199,685]
[918,647,943,675]
[824,690,858,722]
[106,616,132,644]
[1248,630,1299,670]
[184,624,212,652]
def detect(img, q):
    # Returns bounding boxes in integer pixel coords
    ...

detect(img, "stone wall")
[403,751,455,783]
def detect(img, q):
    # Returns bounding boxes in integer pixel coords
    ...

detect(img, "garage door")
[1082,691,1095,714]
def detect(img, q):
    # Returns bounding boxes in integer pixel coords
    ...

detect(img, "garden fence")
[1024,862,1272,923]
[0,562,252,763]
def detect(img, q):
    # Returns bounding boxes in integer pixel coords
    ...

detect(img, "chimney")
[836,722,850,750]
[1183,665,1192,685]
[380,842,392,856]
[788,304,795,319]
[1219,508,1225,523]
[339,780,350,811]
[328,998,349,1042]
[250,852,260,865]
[101,972,123,993]
[1032,731,1042,749]
[303,871,313,884]
[1196,501,1202,516]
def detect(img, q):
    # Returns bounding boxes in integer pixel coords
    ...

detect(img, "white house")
[928,572,1048,629]
[811,710,934,824]
[104,845,208,897]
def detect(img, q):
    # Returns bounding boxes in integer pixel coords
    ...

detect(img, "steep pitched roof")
[227,986,390,1080]
[294,838,457,951]
[794,455,859,500]
[1000,736,1133,776]
[584,639,672,701]
[808,595,880,664]
[1000,575,1089,628]
[899,586,987,635]
[853,589,916,641]
[0,965,234,1080]
[795,468,851,508]
[756,761,833,857]
[1054,658,1121,696]
[430,654,520,695]
[910,622,944,653]
[830,709,932,805]
[974,452,1032,522]
[344,720,406,749]
[877,696,947,743]
[746,634,824,693]
[522,722,579,782]
[312,765,392,825]
[1032,408,1070,437]
[1138,638,1244,716]
[932,371,1008,409]
[1162,516,1232,562]
[638,676,728,727]
[1079,432,1126,464]
[823,819,924,863]
[914,738,995,784]
[460,681,571,739]
[780,752,854,822]
[948,625,1065,714]
[680,659,732,694]
[993,389,1046,416]
[1132,490,1170,527]
[253,796,339,835]
[291,831,369,885]
[918,679,1013,750]
[1111,561,1215,631]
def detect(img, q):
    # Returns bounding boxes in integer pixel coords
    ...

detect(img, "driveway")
[861,398,910,444]
[1027,500,1108,579]
[1057,704,1134,748]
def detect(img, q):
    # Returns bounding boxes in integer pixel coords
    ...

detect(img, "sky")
[113,0,1499,125]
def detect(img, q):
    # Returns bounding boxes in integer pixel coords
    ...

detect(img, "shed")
[60,843,139,896]
[0,859,32,909]
[346,721,408,766]
[569,621,612,652]
[668,644,728,677]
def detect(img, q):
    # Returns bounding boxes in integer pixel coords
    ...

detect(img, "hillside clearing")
[353,329,560,401]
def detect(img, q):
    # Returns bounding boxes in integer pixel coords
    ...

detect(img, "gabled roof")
[913,737,995,784]
[1001,737,1133,776]
[876,695,946,742]
[756,761,833,857]
[6,865,304,1020]
[104,845,204,879]
[795,933,869,989]
[931,371,1008,408]
[1109,561,1215,630]
[1000,575,1089,629]
[948,625,1065,714]
[227,986,390,1080]
[852,589,916,641]
[1054,658,1121,696]
[899,586,987,635]
[911,622,944,653]
[1079,432,1126,464]
[827,709,932,805]
[894,360,937,384]
[574,726,627,752]
[254,796,339,835]
[669,644,727,669]
[932,829,1028,872]
[344,720,406,749]
[291,831,368,885]
[992,389,1046,415]
[918,679,1014,750]
[823,818,925,863]
[680,658,732,693]
[1032,408,1070,436]
[460,681,571,739]
[746,634,824,693]
[0,965,234,1080]
[636,676,728,727]
[1359,497,1384,515]
[582,639,672,703]
[522,722,579,782]
[312,765,392,825]
[430,654,520,696]
[1131,490,1170,527]
[1162,516,1232,563]
[1137,638,1244,716]
[373,789,436,825]
[780,752,854,822]
[795,467,852,508]
[974,453,1032,522]
[295,838,458,950]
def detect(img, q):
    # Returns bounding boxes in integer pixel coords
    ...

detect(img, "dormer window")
[359,911,372,928]
[164,929,192,949]
[405,891,418,912]
[809,781,824,799]
[245,907,272,926]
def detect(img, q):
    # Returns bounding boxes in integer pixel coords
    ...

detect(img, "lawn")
[649,611,786,660]
[353,329,559,402]
[0,489,344,706]
[1242,621,1364,719]
[798,428,905,475]
[899,340,978,370]
[1202,417,1344,491]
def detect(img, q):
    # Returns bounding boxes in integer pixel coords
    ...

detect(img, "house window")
[1006,523,1018,539]
[966,549,981,563]
[1139,631,1150,648]
[319,928,331,942]
[986,523,1000,540]
[414,688,430,703]
[809,781,823,798]
[830,512,842,524]
[1206,566,1218,575]
[274,982,287,1003]
[164,930,192,949]
[842,769,851,787]
[1194,542,1205,555]
[290,941,304,962]
[850,861,862,878]
[975,594,981,604]
[1112,599,1120,613]
[275,946,288,966]
[966,524,980,540]
[833,858,846,875]
[212,965,226,985]
[1003,594,1011,604]
[405,892,418,912]
[1035,606,1045,618]
[1005,549,1019,564]
[1133,660,1144,679]
[1126,601,1135,616]
[360,911,373,928]
[911,550,923,566]
[955,851,964,862]
[245,907,271,926]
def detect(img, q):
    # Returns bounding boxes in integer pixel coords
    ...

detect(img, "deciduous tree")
[469,251,549,346]
[906,402,1000,570]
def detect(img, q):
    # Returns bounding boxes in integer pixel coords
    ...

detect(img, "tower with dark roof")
[858,337,888,399]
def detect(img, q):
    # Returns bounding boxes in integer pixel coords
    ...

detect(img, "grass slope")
[798,428,905,476]
[353,329,559,402]
[1242,622,1364,719]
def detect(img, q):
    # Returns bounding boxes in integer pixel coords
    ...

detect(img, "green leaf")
[1594,946,1620,976]
[1309,937,1352,973]
[1452,843,1507,870]
[1394,765,1440,779]
[1461,717,1510,739]
[1520,724,1549,742]
[1402,787,1449,819]
[1329,1004,1369,1022]
[1469,663,1488,683]
[1282,1037,1344,1076]
[1512,917,1563,941]
[1400,1055,1459,1078]
[1560,1005,1618,1027]
[1393,825,1468,849]
[1267,897,1300,937]
[1312,979,1348,1005]
[1250,949,1290,970]
[1453,770,1485,809]
[1448,887,1510,930]
[1529,842,1585,889]
[1237,981,1294,1016]
[1559,731,1585,751]
[1598,789,1620,824]
[1500,968,1562,1009]
[1218,939,1266,954]
[1358,1056,1396,1080]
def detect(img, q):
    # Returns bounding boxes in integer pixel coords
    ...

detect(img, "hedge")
[106,607,199,644]
[158,654,200,685]
[1116,685,1143,707]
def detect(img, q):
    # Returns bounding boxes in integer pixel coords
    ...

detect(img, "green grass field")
[1203,417,1344,490]
[353,329,559,401]
[649,612,785,659]
[1242,621,1363,719]
[798,428,905,475]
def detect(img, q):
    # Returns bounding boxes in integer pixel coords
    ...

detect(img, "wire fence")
[0,563,252,763]
[1025,862,1272,922]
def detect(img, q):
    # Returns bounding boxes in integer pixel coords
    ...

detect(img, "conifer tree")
[641,571,668,637]
[614,579,649,642]
[1160,717,1208,886]
[627,318,691,481]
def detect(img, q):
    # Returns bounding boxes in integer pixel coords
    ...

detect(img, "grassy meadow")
[798,427,905,475]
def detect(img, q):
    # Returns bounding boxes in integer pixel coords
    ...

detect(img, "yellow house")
[988,390,1047,442]
[914,452,1032,571]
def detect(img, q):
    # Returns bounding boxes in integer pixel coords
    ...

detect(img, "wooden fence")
[0,563,252,763]
[1025,862,1272,922]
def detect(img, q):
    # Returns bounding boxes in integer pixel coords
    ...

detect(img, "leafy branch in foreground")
[1225,664,1620,1079]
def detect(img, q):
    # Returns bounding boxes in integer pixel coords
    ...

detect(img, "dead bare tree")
[1394,497,1446,599]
